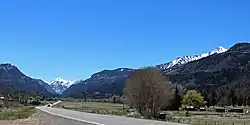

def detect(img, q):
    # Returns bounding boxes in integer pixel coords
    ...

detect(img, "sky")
[0,0,249,82]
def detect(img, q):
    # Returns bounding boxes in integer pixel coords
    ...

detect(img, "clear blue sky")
[0,0,249,82]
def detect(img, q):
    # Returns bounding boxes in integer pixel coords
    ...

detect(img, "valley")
[1,43,250,125]
[0,45,230,98]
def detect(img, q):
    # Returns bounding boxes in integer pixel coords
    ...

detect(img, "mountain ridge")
[0,45,238,98]
[156,46,227,69]
[0,63,53,97]
[62,45,242,98]
[62,68,134,97]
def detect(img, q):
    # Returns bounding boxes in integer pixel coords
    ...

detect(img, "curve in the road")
[37,106,185,125]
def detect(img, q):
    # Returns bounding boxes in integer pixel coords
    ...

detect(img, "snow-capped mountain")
[50,77,73,94]
[156,46,228,69]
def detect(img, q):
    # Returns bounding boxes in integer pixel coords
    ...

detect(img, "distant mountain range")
[0,64,75,96]
[61,46,230,97]
[62,68,134,97]
[164,43,250,105]
[2,43,250,100]
[0,64,53,97]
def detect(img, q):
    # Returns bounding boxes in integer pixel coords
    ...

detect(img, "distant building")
[185,106,195,111]
[0,96,5,100]
[200,107,206,111]
[228,107,244,113]
[214,107,226,113]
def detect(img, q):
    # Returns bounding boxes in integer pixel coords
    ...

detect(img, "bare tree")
[124,67,173,118]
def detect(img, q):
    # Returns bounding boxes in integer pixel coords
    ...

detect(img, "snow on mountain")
[156,46,228,69]
[50,77,74,94]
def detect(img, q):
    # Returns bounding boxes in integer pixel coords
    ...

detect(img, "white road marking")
[37,107,105,125]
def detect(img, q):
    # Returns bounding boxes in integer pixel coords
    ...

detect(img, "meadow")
[56,101,130,116]
[56,101,250,125]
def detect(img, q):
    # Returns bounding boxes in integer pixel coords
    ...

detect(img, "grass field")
[56,101,130,116]
[0,106,36,120]
[56,101,250,125]
[172,116,250,125]
[170,111,250,125]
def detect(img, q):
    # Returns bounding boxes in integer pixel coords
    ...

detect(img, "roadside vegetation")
[56,101,130,116]
[57,67,250,125]
[0,106,35,120]
[0,99,37,120]
[0,90,59,121]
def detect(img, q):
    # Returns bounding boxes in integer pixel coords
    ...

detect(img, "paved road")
[37,106,185,125]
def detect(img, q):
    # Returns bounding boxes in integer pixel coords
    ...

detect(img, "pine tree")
[244,96,248,106]
[211,89,216,106]
[229,89,237,106]
[202,91,209,106]
[247,97,250,106]
[238,95,243,106]
[172,86,182,110]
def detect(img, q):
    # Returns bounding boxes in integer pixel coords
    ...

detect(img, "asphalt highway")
[37,106,185,125]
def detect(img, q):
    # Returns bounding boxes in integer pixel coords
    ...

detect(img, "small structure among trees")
[215,107,226,113]
[228,107,244,113]
[0,96,4,100]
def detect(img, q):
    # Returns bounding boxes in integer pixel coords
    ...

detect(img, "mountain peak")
[51,77,72,87]
[210,46,227,54]
[0,63,13,67]
[0,63,18,70]
[50,77,73,94]
[54,77,69,83]
[229,42,250,52]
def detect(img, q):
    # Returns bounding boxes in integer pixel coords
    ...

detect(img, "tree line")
[123,67,248,119]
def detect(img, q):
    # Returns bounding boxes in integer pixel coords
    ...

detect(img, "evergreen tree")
[229,89,238,106]
[172,86,182,110]
[244,96,248,106]
[211,89,216,106]
[247,97,250,106]
[202,90,209,106]
[238,95,243,106]
[228,89,237,106]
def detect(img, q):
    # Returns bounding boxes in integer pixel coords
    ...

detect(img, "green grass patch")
[0,106,36,120]
[56,101,130,116]
[169,111,250,125]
